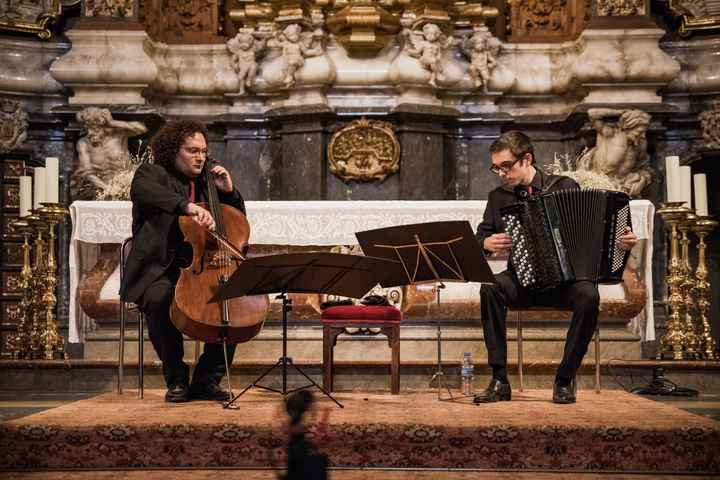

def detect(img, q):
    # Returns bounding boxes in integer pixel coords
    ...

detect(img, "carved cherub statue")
[461,26,501,93]
[403,23,458,88]
[576,108,653,198]
[226,31,266,95]
[268,23,324,88]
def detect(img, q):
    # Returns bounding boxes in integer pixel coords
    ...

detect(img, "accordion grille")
[612,204,630,273]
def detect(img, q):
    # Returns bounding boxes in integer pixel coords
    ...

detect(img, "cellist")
[119,120,246,403]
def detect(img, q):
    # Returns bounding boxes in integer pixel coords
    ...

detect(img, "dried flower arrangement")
[95,143,153,200]
[549,152,619,191]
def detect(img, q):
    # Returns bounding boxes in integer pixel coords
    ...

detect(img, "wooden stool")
[321,305,402,394]
[510,307,601,393]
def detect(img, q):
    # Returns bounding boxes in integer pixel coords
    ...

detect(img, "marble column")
[268,105,333,200]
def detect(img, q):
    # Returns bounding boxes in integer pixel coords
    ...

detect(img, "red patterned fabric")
[321,305,401,323]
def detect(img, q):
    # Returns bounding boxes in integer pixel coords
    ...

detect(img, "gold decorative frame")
[0,0,64,40]
[668,0,720,36]
[328,117,400,183]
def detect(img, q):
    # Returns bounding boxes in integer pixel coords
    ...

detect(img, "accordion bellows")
[501,189,631,291]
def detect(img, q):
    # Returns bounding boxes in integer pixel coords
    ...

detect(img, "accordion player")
[500,189,632,292]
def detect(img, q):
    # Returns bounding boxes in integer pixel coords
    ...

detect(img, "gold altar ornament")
[657,202,691,360]
[328,117,400,183]
[669,0,720,36]
[692,216,719,359]
[0,0,64,40]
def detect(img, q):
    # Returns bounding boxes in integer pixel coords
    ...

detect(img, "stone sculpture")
[227,31,266,95]
[461,26,501,93]
[402,23,458,88]
[71,108,147,200]
[576,108,653,198]
[268,23,324,88]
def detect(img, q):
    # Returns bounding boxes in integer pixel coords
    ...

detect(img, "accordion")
[500,189,631,291]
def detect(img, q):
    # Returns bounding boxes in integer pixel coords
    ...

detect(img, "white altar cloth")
[69,200,655,342]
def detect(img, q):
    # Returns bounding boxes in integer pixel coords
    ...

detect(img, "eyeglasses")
[489,156,521,175]
[184,147,209,157]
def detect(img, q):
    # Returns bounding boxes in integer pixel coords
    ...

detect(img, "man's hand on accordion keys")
[616,226,637,252]
[484,232,513,254]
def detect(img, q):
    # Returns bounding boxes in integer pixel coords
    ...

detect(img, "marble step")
[2,359,719,395]
[85,324,642,364]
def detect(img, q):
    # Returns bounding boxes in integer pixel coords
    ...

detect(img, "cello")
[170,161,269,344]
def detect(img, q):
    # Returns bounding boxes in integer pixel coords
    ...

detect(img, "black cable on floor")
[607,360,699,397]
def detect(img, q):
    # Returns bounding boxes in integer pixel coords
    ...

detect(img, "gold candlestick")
[26,212,47,358]
[657,202,691,360]
[38,203,69,360]
[679,213,700,358]
[692,216,718,360]
[7,217,35,359]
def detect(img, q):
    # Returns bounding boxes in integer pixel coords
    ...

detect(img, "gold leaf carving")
[328,118,400,183]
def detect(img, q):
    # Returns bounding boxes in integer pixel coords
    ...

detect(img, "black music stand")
[209,252,401,409]
[356,221,495,401]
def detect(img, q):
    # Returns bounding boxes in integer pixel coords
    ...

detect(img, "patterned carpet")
[1,389,718,474]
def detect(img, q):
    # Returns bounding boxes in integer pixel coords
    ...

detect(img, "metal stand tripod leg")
[428,284,454,401]
[224,293,343,409]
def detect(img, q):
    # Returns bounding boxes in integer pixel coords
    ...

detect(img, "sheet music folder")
[209,252,402,302]
[355,220,495,287]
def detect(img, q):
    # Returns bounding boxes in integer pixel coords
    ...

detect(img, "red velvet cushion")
[321,305,401,323]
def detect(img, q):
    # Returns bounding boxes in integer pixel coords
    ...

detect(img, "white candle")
[33,167,46,210]
[44,157,59,203]
[679,165,692,209]
[665,156,680,202]
[694,173,709,217]
[19,176,32,217]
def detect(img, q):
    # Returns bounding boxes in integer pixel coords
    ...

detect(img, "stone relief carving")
[576,108,653,198]
[597,0,645,16]
[71,108,147,200]
[226,30,267,95]
[328,118,400,183]
[461,26,501,93]
[0,99,28,154]
[268,23,324,88]
[699,108,720,150]
[402,23,459,88]
[84,0,135,17]
[508,0,567,33]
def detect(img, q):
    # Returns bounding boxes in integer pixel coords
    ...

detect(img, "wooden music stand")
[356,221,495,401]
[209,252,401,409]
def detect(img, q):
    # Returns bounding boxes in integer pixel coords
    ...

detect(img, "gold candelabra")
[678,213,700,358]
[657,202,691,360]
[8,203,69,360]
[692,216,718,360]
[38,203,69,360]
[8,217,35,359]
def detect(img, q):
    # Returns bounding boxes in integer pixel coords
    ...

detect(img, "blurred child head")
[285,390,314,426]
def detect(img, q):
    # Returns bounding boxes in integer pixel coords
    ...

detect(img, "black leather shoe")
[165,384,190,403]
[473,378,511,404]
[190,382,231,402]
[553,378,576,404]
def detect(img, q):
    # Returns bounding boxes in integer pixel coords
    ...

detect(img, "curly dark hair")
[149,120,209,169]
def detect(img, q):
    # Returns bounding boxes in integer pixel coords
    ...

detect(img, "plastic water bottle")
[461,352,474,396]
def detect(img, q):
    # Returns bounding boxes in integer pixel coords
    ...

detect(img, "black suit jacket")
[475,169,579,254]
[119,163,246,303]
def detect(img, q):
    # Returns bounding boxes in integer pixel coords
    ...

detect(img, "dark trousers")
[138,271,236,388]
[480,270,600,381]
